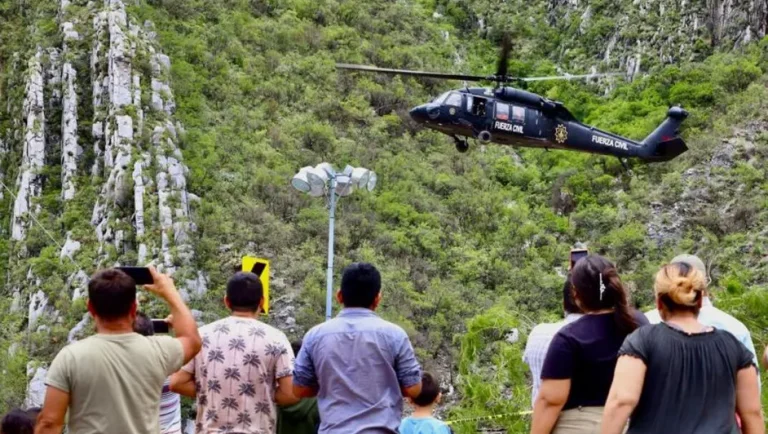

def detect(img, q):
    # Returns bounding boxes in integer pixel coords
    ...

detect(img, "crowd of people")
[525,253,765,434]
[0,252,764,434]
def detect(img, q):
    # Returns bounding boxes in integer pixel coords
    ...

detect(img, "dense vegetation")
[3,0,768,431]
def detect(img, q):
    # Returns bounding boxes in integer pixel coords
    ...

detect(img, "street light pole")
[325,176,337,321]
[292,163,376,322]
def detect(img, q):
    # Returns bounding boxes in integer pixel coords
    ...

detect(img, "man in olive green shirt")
[35,267,202,434]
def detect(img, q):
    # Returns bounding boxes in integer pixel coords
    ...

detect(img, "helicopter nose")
[411,104,441,123]
[409,105,429,123]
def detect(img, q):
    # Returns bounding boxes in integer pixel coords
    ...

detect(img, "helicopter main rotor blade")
[520,72,625,82]
[336,63,491,82]
[496,33,512,80]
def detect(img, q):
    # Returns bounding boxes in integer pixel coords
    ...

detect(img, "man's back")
[45,333,183,434]
[294,308,422,434]
[646,301,759,366]
[522,314,582,406]
[183,317,293,434]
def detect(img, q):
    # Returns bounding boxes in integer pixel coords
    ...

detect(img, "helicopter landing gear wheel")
[477,130,492,143]
[454,136,469,153]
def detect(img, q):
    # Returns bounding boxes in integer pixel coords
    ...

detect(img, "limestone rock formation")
[0,0,207,406]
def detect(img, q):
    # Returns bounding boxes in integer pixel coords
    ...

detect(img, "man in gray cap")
[646,254,760,382]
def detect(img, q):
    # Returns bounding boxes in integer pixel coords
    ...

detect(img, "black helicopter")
[337,39,689,163]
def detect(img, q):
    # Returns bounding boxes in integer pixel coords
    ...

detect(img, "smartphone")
[116,267,154,285]
[570,249,589,269]
[151,319,170,334]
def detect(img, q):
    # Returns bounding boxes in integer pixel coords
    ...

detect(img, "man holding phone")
[35,267,202,434]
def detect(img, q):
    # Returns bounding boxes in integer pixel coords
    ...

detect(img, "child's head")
[412,372,441,408]
[1,408,35,434]
[291,340,302,356]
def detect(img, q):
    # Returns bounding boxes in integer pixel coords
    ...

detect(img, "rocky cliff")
[0,0,206,407]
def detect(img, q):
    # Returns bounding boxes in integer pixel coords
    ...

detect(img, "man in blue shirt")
[293,263,423,433]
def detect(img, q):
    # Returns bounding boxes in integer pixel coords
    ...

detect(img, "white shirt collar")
[564,313,583,323]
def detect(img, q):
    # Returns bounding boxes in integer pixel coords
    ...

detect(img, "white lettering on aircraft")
[494,121,523,134]
[592,134,629,151]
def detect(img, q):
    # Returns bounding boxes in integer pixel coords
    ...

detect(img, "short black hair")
[291,340,302,356]
[412,372,441,407]
[226,272,263,312]
[1,408,34,434]
[340,263,381,308]
[563,274,581,314]
[133,312,154,336]
[88,269,137,320]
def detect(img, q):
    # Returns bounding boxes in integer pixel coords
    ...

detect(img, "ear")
[371,293,383,310]
[87,300,96,317]
[696,293,704,309]
[257,297,265,315]
[129,301,137,317]
[224,296,231,310]
[437,392,442,404]
[336,290,343,304]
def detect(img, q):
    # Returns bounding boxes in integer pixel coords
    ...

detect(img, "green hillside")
[2,0,768,431]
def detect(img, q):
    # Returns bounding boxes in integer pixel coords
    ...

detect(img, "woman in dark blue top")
[530,255,648,434]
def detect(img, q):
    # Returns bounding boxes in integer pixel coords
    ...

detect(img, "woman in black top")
[601,262,763,434]
[531,255,648,434]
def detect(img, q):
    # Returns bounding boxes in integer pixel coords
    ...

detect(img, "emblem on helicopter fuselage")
[554,124,568,144]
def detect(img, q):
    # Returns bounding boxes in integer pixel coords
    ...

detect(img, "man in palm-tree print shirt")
[170,272,297,433]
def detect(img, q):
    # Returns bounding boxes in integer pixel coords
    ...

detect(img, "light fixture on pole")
[292,162,377,321]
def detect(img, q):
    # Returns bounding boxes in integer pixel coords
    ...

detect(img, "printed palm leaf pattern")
[198,393,208,407]
[229,337,246,352]
[221,423,235,433]
[254,400,271,414]
[243,352,261,368]
[205,409,219,422]
[208,379,223,394]
[214,323,231,335]
[195,422,203,432]
[208,349,225,363]
[224,367,242,382]
[238,382,257,397]
[248,326,266,338]
[221,397,240,410]
[236,411,253,427]
[258,371,271,385]
[202,335,211,349]
[264,342,287,357]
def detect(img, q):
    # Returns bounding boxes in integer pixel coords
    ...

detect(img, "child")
[1,408,35,434]
[399,372,452,434]
[277,340,320,434]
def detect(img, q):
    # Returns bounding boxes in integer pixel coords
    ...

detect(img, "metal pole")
[325,176,337,321]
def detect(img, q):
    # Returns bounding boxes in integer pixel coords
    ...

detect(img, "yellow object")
[242,256,270,314]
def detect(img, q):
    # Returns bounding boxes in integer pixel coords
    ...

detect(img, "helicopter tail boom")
[640,106,689,162]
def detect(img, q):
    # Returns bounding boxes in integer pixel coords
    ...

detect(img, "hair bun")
[668,276,698,306]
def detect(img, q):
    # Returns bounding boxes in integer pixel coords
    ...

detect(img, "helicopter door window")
[444,92,463,107]
[496,103,510,121]
[471,97,487,117]
[512,105,526,123]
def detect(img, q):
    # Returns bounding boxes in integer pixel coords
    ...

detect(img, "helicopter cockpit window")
[432,92,450,104]
[444,92,463,107]
[496,103,510,121]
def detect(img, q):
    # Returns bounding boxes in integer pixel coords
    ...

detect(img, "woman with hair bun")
[531,255,648,434]
[601,262,764,434]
